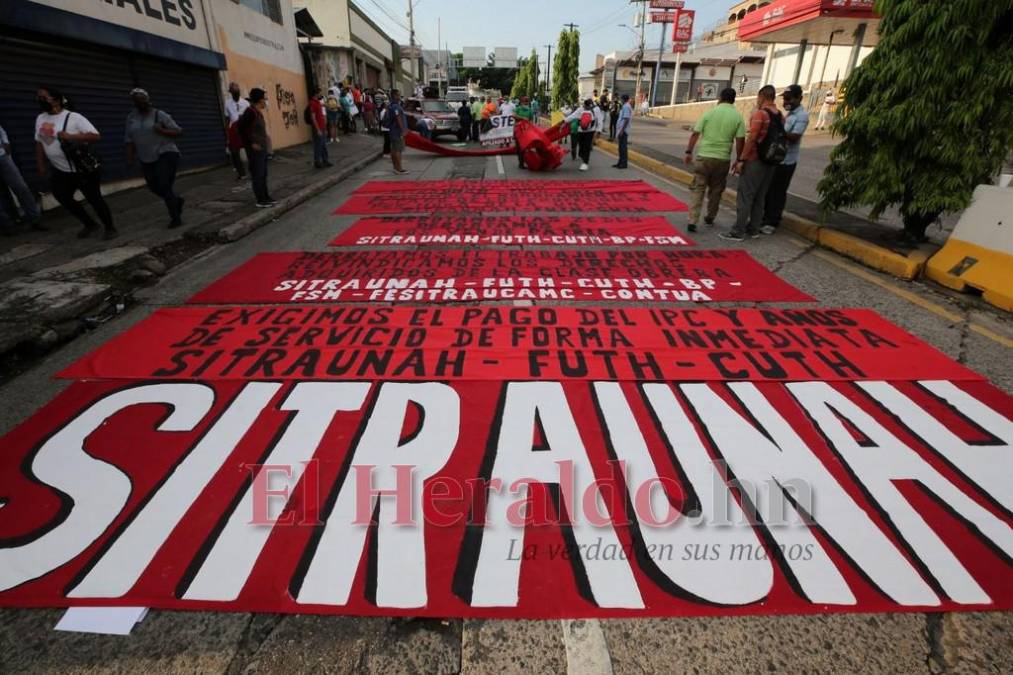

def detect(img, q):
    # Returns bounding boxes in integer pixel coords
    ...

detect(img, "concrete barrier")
[925,185,1013,311]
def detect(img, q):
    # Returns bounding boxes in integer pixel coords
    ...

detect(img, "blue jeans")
[140,151,182,220]
[617,132,629,167]
[0,154,40,226]
[312,129,329,165]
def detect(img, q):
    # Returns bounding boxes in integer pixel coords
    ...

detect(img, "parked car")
[403,98,462,140]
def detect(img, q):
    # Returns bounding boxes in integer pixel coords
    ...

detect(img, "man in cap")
[761,84,809,234]
[237,88,275,207]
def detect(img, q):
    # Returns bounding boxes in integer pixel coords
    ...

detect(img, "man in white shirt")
[500,99,516,117]
[223,82,249,178]
[816,89,836,130]
[0,124,43,233]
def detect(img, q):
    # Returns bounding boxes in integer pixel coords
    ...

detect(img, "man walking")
[385,89,408,175]
[224,82,248,179]
[124,88,185,228]
[237,88,275,208]
[563,99,598,171]
[721,85,781,241]
[0,123,43,234]
[613,94,632,170]
[683,87,746,232]
[761,84,808,234]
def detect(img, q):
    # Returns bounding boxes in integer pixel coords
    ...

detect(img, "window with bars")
[236,0,283,24]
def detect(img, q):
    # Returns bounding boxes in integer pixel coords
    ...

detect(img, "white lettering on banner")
[596,382,774,605]
[296,383,460,608]
[0,384,215,592]
[480,115,515,147]
[787,382,1013,605]
[69,383,282,598]
[469,383,645,608]
[182,383,371,602]
[3,380,1010,609]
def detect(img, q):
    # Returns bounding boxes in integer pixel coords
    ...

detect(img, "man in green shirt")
[469,97,483,141]
[513,96,534,168]
[683,88,746,232]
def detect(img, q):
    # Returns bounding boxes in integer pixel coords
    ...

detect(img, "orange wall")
[218,30,310,150]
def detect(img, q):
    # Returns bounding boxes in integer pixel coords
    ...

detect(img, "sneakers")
[748,229,761,239]
[256,201,276,208]
[760,225,776,235]
[719,231,745,242]
[704,217,715,226]
[394,169,409,175]
[76,223,99,239]
[687,223,698,233]
[579,163,589,171]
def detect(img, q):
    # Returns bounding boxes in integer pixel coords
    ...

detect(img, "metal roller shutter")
[0,31,226,193]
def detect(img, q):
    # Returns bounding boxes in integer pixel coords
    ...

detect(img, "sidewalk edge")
[595,138,927,281]
[211,150,383,243]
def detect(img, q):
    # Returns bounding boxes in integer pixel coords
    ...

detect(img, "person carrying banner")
[563,99,598,171]
[458,100,472,142]
[469,97,482,141]
[513,96,534,169]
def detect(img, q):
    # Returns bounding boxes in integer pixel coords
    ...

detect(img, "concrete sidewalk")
[0,133,381,363]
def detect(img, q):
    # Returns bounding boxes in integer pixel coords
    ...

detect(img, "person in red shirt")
[308,87,331,168]
[722,85,780,241]
[352,84,363,128]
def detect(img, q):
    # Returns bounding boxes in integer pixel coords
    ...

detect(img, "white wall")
[350,10,394,61]
[210,0,304,74]
[302,0,353,47]
[765,42,874,88]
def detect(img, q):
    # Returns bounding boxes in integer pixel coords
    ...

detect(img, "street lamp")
[619,23,646,106]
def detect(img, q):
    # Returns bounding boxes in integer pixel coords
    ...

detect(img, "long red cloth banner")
[0,378,1009,617]
[186,250,813,305]
[329,216,695,247]
[61,306,981,383]
[334,180,688,214]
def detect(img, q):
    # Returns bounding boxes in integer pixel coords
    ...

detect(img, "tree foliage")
[818,1,1013,239]
[510,49,541,99]
[552,30,581,110]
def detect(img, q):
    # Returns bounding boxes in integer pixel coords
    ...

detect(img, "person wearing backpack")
[722,85,783,242]
[35,86,117,240]
[325,84,342,143]
[562,99,598,171]
[761,84,809,234]
[125,88,185,228]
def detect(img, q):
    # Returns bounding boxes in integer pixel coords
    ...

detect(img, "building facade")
[300,0,404,93]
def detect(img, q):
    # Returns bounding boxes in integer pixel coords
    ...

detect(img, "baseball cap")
[249,87,267,103]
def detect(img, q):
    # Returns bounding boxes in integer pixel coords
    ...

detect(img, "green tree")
[552,30,580,109]
[818,0,1013,242]
[511,49,541,99]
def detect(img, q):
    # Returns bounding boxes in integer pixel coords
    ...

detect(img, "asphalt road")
[0,142,1010,673]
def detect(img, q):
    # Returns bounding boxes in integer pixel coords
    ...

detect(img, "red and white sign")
[672,44,689,53]
[335,180,688,214]
[672,9,695,42]
[61,307,981,383]
[185,250,815,305]
[650,10,675,23]
[329,215,694,247]
[649,0,685,9]
[738,0,878,42]
[0,375,1009,617]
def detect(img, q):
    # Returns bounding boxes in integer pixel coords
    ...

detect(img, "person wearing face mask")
[237,88,275,207]
[761,84,809,235]
[224,82,249,179]
[34,86,117,240]
[125,88,185,228]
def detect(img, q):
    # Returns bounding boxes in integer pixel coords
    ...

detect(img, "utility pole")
[437,17,442,96]
[544,44,552,102]
[650,16,668,107]
[632,3,647,109]
[563,22,579,32]
[407,0,417,88]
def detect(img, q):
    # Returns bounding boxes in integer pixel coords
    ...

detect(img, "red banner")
[673,9,695,42]
[0,377,1009,617]
[186,250,814,305]
[335,180,688,214]
[329,216,695,247]
[61,307,982,383]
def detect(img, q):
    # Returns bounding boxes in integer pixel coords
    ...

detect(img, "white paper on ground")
[54,607,149,635]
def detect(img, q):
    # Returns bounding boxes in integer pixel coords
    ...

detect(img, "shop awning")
[294,7,324,39]
[738,0,880,45]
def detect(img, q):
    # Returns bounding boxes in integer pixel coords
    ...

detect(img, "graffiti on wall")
[275,84,299,129]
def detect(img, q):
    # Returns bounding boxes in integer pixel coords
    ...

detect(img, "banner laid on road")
[186,250,814,305]
[329,216,695,247]
[334,180,688,214]
[0,377,1009,617]
[61,307,982,383]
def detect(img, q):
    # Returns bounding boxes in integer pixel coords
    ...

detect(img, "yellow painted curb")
[596,137,927,281]
[926,239,1013,311]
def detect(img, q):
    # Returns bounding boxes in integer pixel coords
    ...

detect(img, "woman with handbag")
[34,86,117,240]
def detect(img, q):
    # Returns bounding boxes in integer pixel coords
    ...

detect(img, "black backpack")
[303,105,313,125]
[757,109,788,165]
